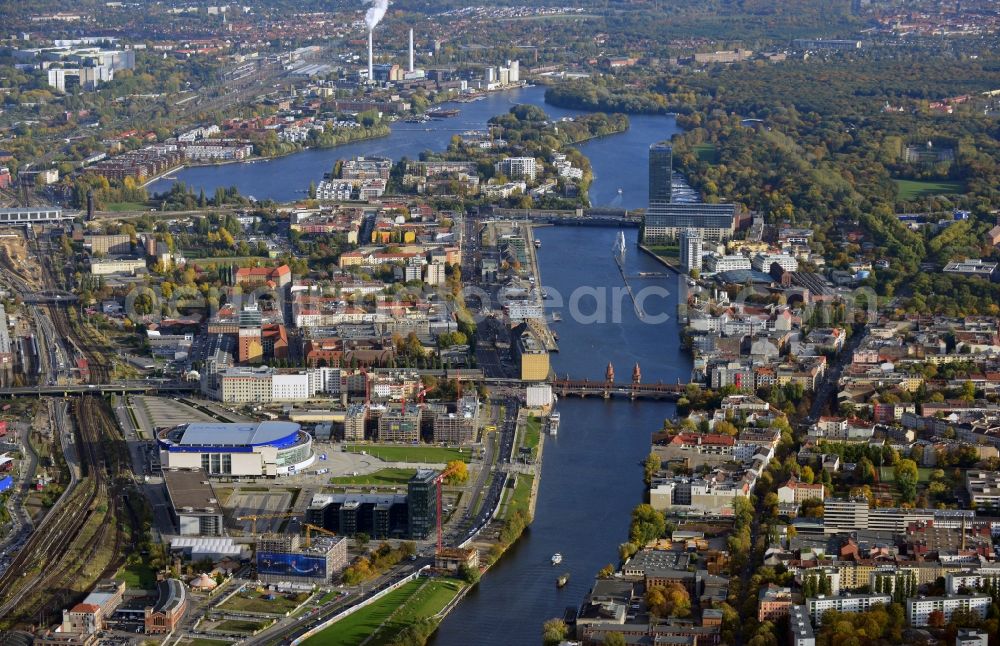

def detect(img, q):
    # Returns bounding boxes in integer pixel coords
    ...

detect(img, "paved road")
[807,325,868,423]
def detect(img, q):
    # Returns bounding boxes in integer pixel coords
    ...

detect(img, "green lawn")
[893,178,965,200]
[693,143,720,164]
[523,416,541,456]
[504,474,534,521]
[644,245,680,262]
[214,619,271,634]
[302,581,422,646]
[878,466,935,483]
[183,639,231,646]
[116,561,158,589]
[103,201,149,212]
[330,468,417,486]
[343,444,471,464]
[219,591,302,614]
[302,579,463,646]
[388,579,464,628]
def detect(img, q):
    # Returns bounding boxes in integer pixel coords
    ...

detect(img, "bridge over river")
[551,362,692,401]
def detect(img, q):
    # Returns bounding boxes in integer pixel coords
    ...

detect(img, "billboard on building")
[256,551,327,579]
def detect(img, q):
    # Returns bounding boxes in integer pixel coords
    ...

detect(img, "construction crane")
[237,512,300,535]
[303,523,338,547]
[434,463,463,554]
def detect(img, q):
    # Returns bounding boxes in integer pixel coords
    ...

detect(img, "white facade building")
[906,595,990,627]
[704,254,751,273]
[494,157,537,182]
[805,594,890,624]
[751,252,799,273]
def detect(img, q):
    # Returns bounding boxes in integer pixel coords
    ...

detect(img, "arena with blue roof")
[158,421,314,477]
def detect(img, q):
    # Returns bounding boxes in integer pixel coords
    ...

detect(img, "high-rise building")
[648,142,673,207]
[237,303,263,363]
[495,157,537,182]
[407,469,438,539]
[679,229,703,274]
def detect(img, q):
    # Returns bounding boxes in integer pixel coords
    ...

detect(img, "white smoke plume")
[364,0,388,31]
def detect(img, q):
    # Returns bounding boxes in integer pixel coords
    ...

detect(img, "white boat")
[549,411,560,435]
[551,553,562,565]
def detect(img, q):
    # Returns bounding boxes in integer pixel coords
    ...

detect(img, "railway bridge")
[551,362,692,401]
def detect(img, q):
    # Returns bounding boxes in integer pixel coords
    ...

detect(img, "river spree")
[431,226,691,646]
[156,86,691,643]
[147,85,677,209]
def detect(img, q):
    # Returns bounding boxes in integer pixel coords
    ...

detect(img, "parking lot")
[132,395,217,431]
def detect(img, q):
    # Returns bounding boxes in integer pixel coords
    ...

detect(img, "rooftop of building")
[162,468,221,514]
[151,579,185,615]
[164,421,301,448]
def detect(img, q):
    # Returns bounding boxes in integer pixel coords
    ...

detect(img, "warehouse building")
[162,468,225,536]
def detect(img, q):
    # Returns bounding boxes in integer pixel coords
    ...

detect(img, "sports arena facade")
[157,421,315,477]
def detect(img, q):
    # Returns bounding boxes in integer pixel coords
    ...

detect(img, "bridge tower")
[631,362,641,400]
[604,362,615,399]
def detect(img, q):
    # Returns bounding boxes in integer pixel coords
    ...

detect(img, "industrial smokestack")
[86,189,94,220]
[409,28,414,73]
[368,29,373,83]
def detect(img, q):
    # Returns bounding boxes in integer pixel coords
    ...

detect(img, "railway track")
[43,303,112,384]
[0,397,132,626]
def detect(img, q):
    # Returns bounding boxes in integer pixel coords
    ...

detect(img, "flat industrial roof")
[178,421,300,447]
[162,469,221,513]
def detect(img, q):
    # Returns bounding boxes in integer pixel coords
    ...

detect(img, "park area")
[503,474,534,521]
[893,178,964,200]
[692,143,720,164]
[342,444,471,464]
[302,578,464,646]
[181,639,231,646]
[877,466,935,483]
[330,468,417,486]
[213,618,272,634]
[218,589,306,614]
[523,416,541,457]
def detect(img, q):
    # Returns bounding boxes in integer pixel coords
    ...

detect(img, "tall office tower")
[407,468,438,540]
[648,142,673,207]
[679,228,703,273]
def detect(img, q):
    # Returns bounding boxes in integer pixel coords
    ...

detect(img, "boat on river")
[557,572,569,587]
[551,553,562,565]
[427,108,460,118]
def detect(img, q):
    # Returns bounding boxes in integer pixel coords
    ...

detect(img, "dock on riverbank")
[522,223,559,352]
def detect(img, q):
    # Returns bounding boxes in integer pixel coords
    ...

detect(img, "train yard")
[0,228,138,629]
[0,397,136,628]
